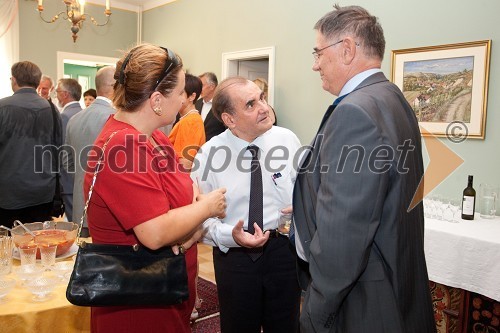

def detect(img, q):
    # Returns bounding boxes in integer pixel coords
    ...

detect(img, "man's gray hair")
[58,78,82,101]
[314,4,385,60]
[40,74,54,87]
[200,72,218,86]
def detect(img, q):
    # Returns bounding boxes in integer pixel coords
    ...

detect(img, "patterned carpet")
[191,277,221,333]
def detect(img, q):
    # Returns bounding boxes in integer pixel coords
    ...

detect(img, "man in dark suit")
[195,72,225,141]
[0,62,61,228]
[292,5,436,333]
[55,78,82,221]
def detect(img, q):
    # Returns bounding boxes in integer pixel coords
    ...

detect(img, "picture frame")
[391,40,491,139]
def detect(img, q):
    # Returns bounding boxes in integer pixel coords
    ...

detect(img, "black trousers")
[213,236,301,333]
[0,201,53,228]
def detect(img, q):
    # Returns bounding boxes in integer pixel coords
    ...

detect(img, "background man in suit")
[0,61,61,228]
[192,77,301,333]
[292,5,436,332]
[37,74,54,100]
[64,66,115,234]
[195,72,225,141]
[56,78,82,221]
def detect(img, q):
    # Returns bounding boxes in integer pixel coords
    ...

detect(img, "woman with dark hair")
[83,88,97,107]
[169,73,205,171]
[83,43,226,333]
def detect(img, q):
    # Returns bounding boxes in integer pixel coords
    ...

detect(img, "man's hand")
[232,220,269,248]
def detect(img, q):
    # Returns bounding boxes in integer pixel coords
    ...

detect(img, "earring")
[153,107,163,116]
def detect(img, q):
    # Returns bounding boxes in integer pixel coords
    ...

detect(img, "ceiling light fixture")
[37,0,111,42]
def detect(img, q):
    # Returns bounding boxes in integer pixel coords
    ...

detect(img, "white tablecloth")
[424,215,500,301]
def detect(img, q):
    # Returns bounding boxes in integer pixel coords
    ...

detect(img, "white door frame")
[221,46,275,106]
[56,51,119,82]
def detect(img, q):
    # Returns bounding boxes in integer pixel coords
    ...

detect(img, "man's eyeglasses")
[312,39,344,61]
[312,39,360,61]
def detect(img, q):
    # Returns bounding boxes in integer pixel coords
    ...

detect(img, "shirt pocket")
[270,167,294,206]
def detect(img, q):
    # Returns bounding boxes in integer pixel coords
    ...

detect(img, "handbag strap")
[77,130,120,244]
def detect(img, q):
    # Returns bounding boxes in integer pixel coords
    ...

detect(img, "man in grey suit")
[56,78,82,221]
[292,5,436,333]
[64,66,115,234]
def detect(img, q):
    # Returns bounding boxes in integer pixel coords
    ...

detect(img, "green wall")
[143,0,500,201]
[18,0,137,81]
[64,64,97,90]
[17,0,499,201]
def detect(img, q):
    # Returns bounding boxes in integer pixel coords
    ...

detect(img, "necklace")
[180,109,198,120]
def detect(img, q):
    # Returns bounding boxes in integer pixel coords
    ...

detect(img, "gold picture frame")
[391,40,491,139]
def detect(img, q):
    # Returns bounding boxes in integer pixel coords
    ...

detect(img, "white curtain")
[0,0,19,99]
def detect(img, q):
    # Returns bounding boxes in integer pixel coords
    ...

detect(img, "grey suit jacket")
[59,102,82,207]
[293,72,436,333]
[64,99,115,225]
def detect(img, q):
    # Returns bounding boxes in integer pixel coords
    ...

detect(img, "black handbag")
[66,131,189,307]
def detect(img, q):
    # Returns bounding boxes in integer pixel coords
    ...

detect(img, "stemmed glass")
[442,197,455,223]
[19,245,37,266]
[450,198,462,222]
[39,243,58,270]
[24,276,59,302]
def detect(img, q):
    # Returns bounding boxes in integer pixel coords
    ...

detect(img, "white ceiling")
[88,0,176,12]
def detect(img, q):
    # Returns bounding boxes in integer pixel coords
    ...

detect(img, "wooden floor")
[197,243,216,283]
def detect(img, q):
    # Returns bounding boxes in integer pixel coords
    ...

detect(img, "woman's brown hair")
[113,43,183,112]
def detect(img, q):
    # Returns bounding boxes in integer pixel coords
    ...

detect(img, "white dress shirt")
[200,99,212,121]
[191,126,302,253]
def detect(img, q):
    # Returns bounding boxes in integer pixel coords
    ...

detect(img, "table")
[0,251,90,333]
[424,215,500,302]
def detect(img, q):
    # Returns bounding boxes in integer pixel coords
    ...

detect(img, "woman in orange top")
[169,73,205,171]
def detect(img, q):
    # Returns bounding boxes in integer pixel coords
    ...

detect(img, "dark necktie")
[289,220,296,245]
[247,145,263,261]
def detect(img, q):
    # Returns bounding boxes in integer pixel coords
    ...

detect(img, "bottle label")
[462,196,475,215]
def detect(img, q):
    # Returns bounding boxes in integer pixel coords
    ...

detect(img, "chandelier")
[37,0,111,42]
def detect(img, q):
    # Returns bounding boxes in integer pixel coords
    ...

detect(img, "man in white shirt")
[191,77,302,333]
[63,66,115,233]
[195,72,225,141]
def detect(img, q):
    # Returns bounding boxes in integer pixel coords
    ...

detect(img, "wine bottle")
[461,175,476,220]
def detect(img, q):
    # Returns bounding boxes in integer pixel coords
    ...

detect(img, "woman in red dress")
[83,43,226,333]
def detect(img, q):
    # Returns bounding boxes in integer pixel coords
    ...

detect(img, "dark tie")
[247,145,263,261]
[289,220,295,245]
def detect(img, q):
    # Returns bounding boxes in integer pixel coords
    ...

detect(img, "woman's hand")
[179,157,193,171]
[197,188,227,219]
[172,226,205,255]
[232,220,270,248]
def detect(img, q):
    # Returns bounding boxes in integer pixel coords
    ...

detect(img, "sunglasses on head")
[118,46,179,89]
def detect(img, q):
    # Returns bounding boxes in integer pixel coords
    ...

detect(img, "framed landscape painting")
[391,40,491,139]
